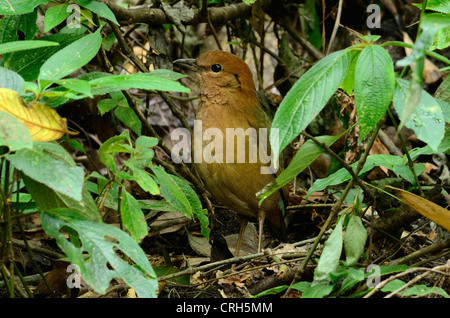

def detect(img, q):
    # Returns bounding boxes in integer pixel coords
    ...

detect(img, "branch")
[97,0,255,26]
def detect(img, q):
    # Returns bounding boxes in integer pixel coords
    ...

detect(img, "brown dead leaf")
[0,88,76,141]
[387,186,450,231]
[191,271,207,289]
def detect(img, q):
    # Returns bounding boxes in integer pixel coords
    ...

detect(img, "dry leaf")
[0,88,76,141]
[387,186,450,231]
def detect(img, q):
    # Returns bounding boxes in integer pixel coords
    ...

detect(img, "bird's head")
[174,50,257,102]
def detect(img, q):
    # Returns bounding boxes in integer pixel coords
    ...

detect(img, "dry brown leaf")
[387,186,450,231]
[0,88,76,141]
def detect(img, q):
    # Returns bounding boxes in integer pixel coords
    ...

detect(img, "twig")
[158,251,267,282]
[364,261,450,298]
[388,237,450,266]
[326,0,343,55]
[280,17,323,60]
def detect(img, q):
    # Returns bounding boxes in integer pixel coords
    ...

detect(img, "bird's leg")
[235,216,248,256]
[257,209,265,252]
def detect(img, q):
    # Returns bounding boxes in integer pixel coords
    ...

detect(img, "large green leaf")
[0,0,50,15]
[0,40,59,55]
[7,142,84,201]
[39,26,103,82]
[41,209,158,298]
[7,33,85,81]
[270,49,351,163]
[354,45,395,142]
[393,78,445,151]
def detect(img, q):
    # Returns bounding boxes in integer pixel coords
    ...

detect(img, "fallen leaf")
[387,186,450,231]
[0,88,76,141]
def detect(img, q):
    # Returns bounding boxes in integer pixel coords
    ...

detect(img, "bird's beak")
[173,58,201,72]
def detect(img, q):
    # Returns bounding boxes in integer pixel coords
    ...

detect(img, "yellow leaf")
[387,186,450,231]
[0,88,77,141]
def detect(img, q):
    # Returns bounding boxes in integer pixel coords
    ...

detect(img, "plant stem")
[387,109,423,196]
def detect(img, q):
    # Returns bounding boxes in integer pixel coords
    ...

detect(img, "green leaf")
[393,78,445,151]
[270,49,351,163]
[53,78,92,97]
[313,218,343,285]
[302,283,334,298]
[412,0,450,14]
[340,49,361,95]
[22,175,101,222]
[7,142,84,201]
[6,33,84,81]
[0,67,25,94]
[0,40,59,55]
[429,26,450,50]
[151,166,193,218]
[258,134,345,203]
[97,98,117,115]
[114,106,142,136]
[119,166,160,195]
[44,3,70,33]
[98,132,131,172]
[0,11,38,44]
[392,163,425,186]
[41,209,158,298]
[340,268,365,295]
[136,136,159,149]
[39,26,103,82]
[89,72,190,94]
[381,279,449,298]
[74,0,119,25]
[355,45,395,142]
[396,14,450,127]
[344,214,367,266]
[121,190,148,242]
[0,110,32,151]
[0,0,50,15]
[436,75,450,104]
[306,154,405,197]
[151,166,209,238]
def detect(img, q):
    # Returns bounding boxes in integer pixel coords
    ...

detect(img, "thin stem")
[387,109,423,196]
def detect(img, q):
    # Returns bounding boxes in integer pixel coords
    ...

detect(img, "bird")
[174,50,288,256]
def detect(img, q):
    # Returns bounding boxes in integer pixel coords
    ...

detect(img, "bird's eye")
[210,64,222,73]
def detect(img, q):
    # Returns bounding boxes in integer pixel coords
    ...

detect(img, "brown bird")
[174,50,287,255]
